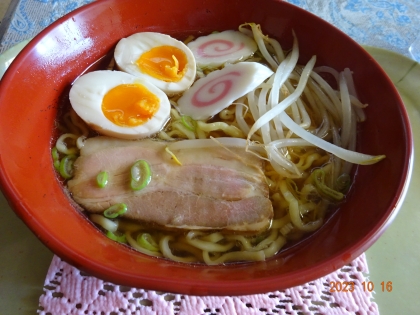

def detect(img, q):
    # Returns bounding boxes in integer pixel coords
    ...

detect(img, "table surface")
[0,0,12,21]
[0,1,419,314]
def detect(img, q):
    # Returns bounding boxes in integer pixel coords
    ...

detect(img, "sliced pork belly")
[67,136,273,232]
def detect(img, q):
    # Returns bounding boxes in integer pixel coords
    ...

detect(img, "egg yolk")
[136,45,188,82]
[102,83,160,127]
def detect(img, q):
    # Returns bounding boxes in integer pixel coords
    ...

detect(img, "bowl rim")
[0,0,414,295]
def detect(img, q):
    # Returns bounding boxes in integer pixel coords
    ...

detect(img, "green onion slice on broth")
[181,115,196,131]
[335,173,351,193]
[106,231,127,243]
[311,168,344,202]
[137,233,160,252]
[59,154,77,179]
[51,147,61,171]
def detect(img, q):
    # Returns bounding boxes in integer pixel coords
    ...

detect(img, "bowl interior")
[0,0,412,295]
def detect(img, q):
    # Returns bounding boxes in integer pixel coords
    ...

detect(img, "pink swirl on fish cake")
[197,40,245,57]
[191,71,241,107]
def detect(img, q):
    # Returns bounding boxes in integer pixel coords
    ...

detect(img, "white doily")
[38,253,379,315]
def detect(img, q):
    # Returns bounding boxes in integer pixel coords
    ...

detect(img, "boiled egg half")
[69,70,171,139]
[114,32,196,94]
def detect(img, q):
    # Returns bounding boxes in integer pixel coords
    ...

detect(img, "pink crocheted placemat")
[37,253,379,315]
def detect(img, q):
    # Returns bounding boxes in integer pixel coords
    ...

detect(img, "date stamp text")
[329,281,393,292]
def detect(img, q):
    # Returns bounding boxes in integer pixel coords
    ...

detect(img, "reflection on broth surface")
[52,23,385,265]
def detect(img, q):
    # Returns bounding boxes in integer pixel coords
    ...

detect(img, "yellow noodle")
[186,231,236,252]
[263,234,287,257]
[251,228,279,251]
[297,152,328,171]
[196,121,244,138]
[200,232,225,243]
[202,250,265,265]
[158,130,175,141]
[172,121,196,139]
[224,235,254,250]
[271,214,291,229]
[171,239,204,260]
[279,180,322,232]
[166,129,190,138]
[160,236,199,263]
[125,232,163,258]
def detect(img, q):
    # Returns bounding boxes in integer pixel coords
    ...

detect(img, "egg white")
[114,32,196,94]
[69,70,171,139]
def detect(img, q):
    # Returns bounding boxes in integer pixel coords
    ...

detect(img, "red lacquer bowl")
[0,0,412,295]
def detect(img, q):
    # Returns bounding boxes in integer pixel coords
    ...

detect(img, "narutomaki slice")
[67,136,273,233]
[187,30,258,67]
[177,62,273,120]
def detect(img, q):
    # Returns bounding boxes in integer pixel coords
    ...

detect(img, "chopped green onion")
[51,147,59,160]
[137,233,159,251]
[104,203,127,219]
[130,160,152,191]
[96,171,109,188]
[59,154,77,179]
[106,231,127,243]
[54,160,61,171]
[335,173,351,193]
[181,115,196,131]
[311,169,344,201]
[51,147,60,171]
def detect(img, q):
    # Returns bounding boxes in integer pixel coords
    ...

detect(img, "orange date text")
[329,281,393,292]
[329,281,355,293]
